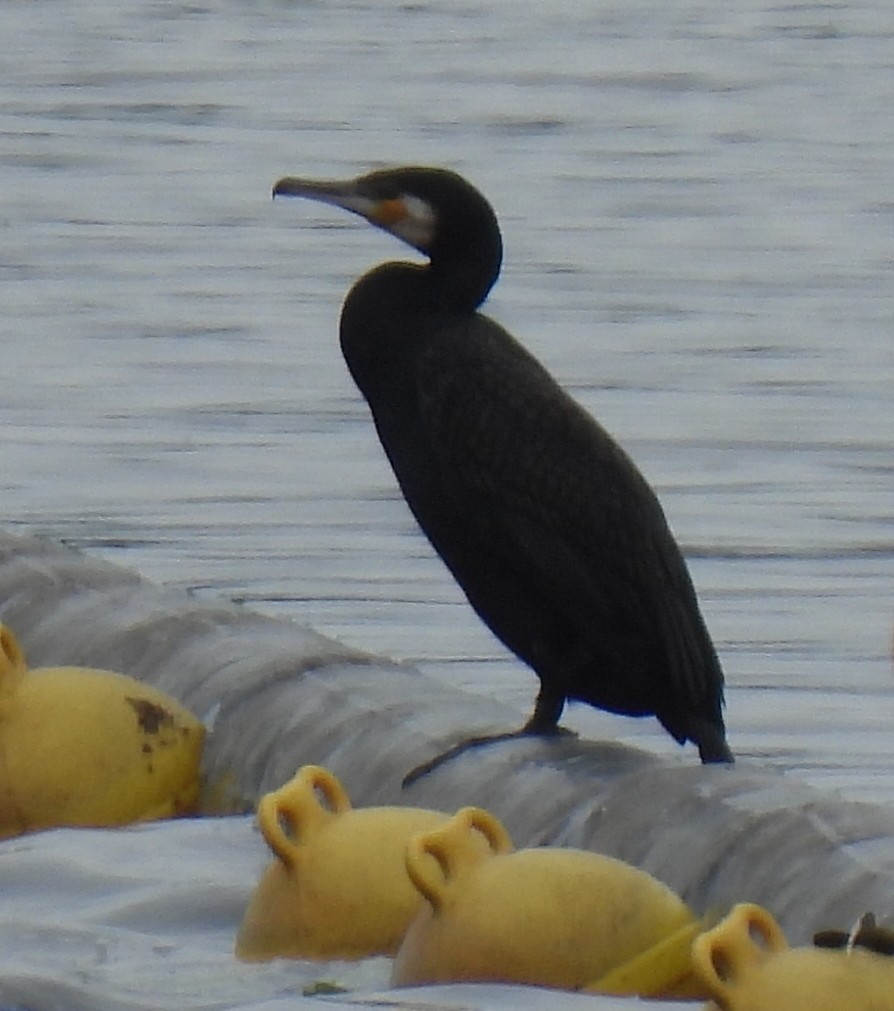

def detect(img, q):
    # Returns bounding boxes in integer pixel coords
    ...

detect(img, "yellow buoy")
[0,624,204,839]
[587,917,707,999]
[392,805,702,995]
[693,903,894,1011]
[236,764,460,961]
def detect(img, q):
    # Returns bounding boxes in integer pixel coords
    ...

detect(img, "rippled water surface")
[2,0,893,800]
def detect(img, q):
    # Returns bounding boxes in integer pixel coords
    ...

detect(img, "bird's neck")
[339,261,464,400]
[349,258,495,311]
[429,250,499,311]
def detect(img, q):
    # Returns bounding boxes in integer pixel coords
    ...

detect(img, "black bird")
[272,166,733,774]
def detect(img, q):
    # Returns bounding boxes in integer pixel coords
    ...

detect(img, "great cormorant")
[273,166,733,774]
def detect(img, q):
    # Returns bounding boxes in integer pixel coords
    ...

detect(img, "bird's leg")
[402,685,573,788]
[521,681,568,734]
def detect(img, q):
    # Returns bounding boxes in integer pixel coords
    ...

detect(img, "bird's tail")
[696,725,734,764]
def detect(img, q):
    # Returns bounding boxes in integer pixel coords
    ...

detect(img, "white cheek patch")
[390,194,437,252]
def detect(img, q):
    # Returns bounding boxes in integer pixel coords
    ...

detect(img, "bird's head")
[273,166,502,307]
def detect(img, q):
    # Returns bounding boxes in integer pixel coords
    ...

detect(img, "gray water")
[2,3,893,1009]
[3,0,893,802]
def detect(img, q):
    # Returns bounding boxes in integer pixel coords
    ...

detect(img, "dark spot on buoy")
[814,929,848,949]
[859,928,894,956]
[813,913,894,957]
[813,930,849,946]
[126,696,174,735]
[142,742,152,755]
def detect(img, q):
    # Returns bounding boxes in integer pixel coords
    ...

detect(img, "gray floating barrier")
[1,530,893,943]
